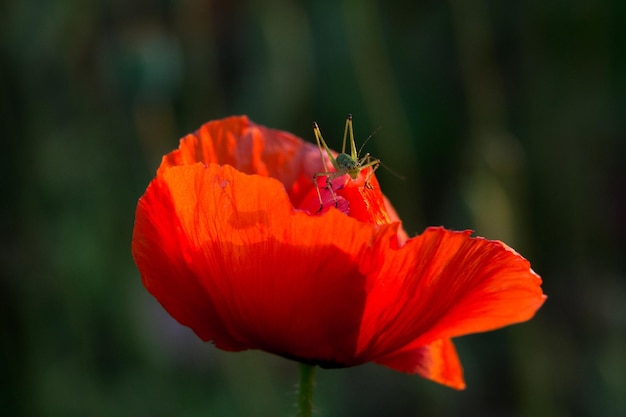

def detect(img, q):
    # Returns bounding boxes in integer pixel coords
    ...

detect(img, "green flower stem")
[297,363,316,417]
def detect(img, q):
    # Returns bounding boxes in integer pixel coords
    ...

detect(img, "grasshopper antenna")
[358,125,406,181]
[378,160,406,181]
[357,126,382,157]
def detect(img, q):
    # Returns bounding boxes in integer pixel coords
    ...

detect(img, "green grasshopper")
[312,114,380,212]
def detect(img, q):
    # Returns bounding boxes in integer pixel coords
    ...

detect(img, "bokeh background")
[2,0,625,416]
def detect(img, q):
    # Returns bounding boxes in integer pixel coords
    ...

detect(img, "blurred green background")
[2,0,625,416]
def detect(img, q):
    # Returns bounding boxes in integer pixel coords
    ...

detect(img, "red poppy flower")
[132,115,545,390]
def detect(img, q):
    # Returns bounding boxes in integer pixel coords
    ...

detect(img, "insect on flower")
[313,114,380,212]
[132,115,546,392]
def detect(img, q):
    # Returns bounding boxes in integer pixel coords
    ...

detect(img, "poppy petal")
[356,227,545,360]
[159,115,324,206]
[132,168,246,351]
[133,161,403,365]
[375,338,465,390]
[336,173,393,226]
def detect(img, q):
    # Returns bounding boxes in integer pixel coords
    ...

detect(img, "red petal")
[375,338,466,390]
[336,173,393,225]
[133,162,400,365]
[132,170,245,351]
[356,227,545,360]
[158,115,325,207]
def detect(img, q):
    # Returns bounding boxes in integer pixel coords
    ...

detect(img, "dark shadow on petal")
[195,235,369,368]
